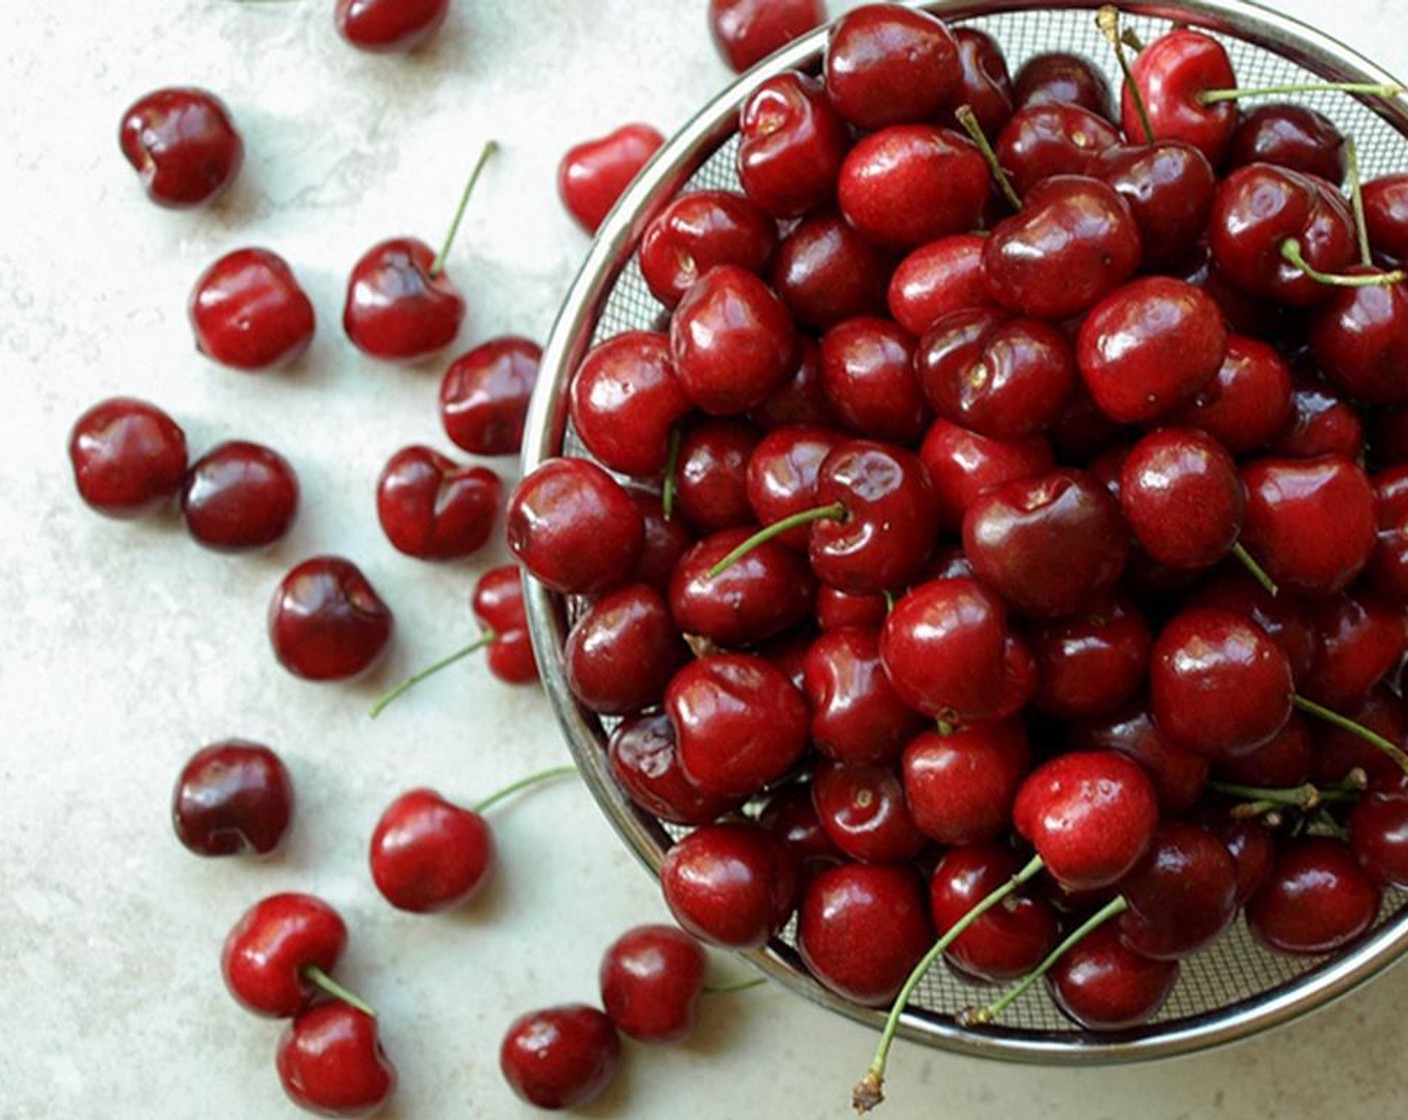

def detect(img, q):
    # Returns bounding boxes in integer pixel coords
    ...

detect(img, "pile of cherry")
[505,1,1408,1113]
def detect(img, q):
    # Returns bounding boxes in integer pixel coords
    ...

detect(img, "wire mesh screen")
[555,1,1408,1055]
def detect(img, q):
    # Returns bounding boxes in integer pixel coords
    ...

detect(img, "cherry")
[1012,52,1113,118]
[659,822,799,948]
[640,189,778,309]
[916,307,1076,440]
[759,782,843,866]
[1032,595,1151,721]
[68,397,187,519]
[606,712,743,826]
[1204,815,1277,907]
[819,319,929,445]
[1046,923,1179,1030]
[928,844,1059,983]
[1090,140,1216,271]
[627,489,696,592]
[982,176,1141,320]
[902,720,1030,846]
[368,788,494,913]
[749,338,837,428]
[943,28,1014,137]
[802,628,926,767]
[919,418,1054,533]
[181,440,299,552]
[500,1005,621,1110]
[1116,823,1239,960]
[118,87,243,208]
[1311,685,1408,787]
[823,4,959,130]
[276,1003,396,1119]
[964,467,1129,619]
[506,457,644,595]
[172,740,293,857]
[994,103,1120,199]
[375,446,500,561]
[470,565,538,686]
[709,0,825,72]
[221,893,352,1018]
[1068,699,1210,814]
[566,584,685,714]
[1368,467,1408,602]
[1122,27,1237,165]
[558,123,663,234]
[1215,712,1314,789]
[746,425,845,550]
[334,0,448,53]
[1226,103,1346,184]
[1240,455,1376,596]
[887,233,991,338]
[796,863,934,1006]
[1363,174,1408,264]
[816,586,888,632]
[736,71,850,220]
[770,210,892,331]
[439,336,541,457]
[670,528,814,647]
[671,418,761,530]
[1309,271,1408,405]
[1246,838,1381,955]
[1304,590,1407,711]
[811,759,925,864]
[599,924,708,1044]
[670,264,798,416]
[1349,788,1408,887]
[567,331,688,477]
[1119,428,1245,570]
[1169,334,1293,456]
[665,653,808,796]
[1269,376,1365,461]
[268,556,393,682]
[188,248,315,372]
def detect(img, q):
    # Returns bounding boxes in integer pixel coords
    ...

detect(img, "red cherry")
[221,893,347,1017]
[1068,699,1210,815]
[887,233,991,338]
[500,1005,621,1110]
[671,418,762,531]
[919,417,1054,533]
[1046,924,1179,1030]
[1169,334,1293,456]
[811,760,925,864]
[942,27,1014,137]
[438,336,541,457]
[640,189,778,308]
[1204,815,1277,907]
[1181,565,1318,684]
[627,488,697,593]
[1090,140,1216,272]
[172,740,294,857]
[68,397,187,519]
[669,528,815,647]
[994,102,1120,198]
[343,238,464,363]
[374,446,500,561]
[471,565,539,686]
[1269,376,1365,461]
[929,845,1059,983]
[189,248,315,372]
[558,123,663,234]
[1116,823,1239,960]
[1013,52,1113,118]
[1309,273,1408,405]
[1304,590,1407,711]
[770,210,892,331]
[746,425,846,550]
[276,1003,396,1119]
[1032,595,1151,721]
[819,318,929,446]
[1119,428,1243,570]
[902,720,1030,846]
[1246,838,1381,955]
[815,586,888,632]
[1122,27,1237,165]
[180,441,299,552]
[709,0,825,72]
[1363,174,1408,265]
[659,822,799,948]
[606,712,743,826]
[759,782,844,866]
[1226,103,1346,184]
[334,0,448,52]
[268,557,393,682]
[118,87,243,208]
[802,627,926,767]
[368,788,494,913]
[566,584,685,714]
[736,71,851,220]
[823,4,960,130]
[1368,467,1408,602]
[599,924,708,1043]
[1350,789,1408,887]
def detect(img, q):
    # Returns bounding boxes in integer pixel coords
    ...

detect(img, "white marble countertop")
[5,1,1408,1117]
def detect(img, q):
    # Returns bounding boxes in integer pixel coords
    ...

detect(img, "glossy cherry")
[1012,52,1112,117]
[1090,140,1216,271]
[221,893,348,1018]
[1032,595,1151,720]
[745,425,845,550]
[1350,788,1408,887]
[375,446,500,561]
[770,211,892,331]
[823,4,959,130]
[811,760,925,864]
[439,336,541,457]
[119,87,243,207]
[815,319,926,445]
[68,397,187,519]
[919,418,1054,533]
[334,0,448,52]
[887,234,991,338]
[1269,376,1365,461]
[343,238,464,363]
[1226,103,1346,183]
[606,712,743,826]
[1363,174,1408,264]
[368,788,493,913]
[1310,272,1408,405]
[471,565,538,685]
[943,27,1014,136]
[736,71,851,219]
[1304,590,1407,711]
[669,528,814,647]
[803,628,926,767]
[759,782,843,866]
[599,924,708,1043]
[568,331,689,477]
[566,584,685,714]
[1368,467,1408,602]
[1116,823,1239,960]
[1068,699,1210,814]
[500,1005,621,1110]
[994,102,1120,199]
[1311,685,1408,786]
[1170,334,1292,456]
[627,488,697,591]
[172,740,293,857]
[1215,711,1314,789]
[181,440,299,552]
[816,586,888,632]
[277,1003,396,1119]
[268,556,393,681]
[189,248,315,372]
[1123,27,1237,165]
[671,418,761,531]
[659,822,799,949]
[640,189,778,308]
[1246,838,1381,955]
[1119,428,1244,570]
[929,844,1059,982]
[1046,924,1179,1030]
[709,0,824,71]
[902,720,1030,846]
[558,123,663,234]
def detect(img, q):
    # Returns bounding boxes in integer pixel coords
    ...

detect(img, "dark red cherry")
[1012,52,1113,119]
[1215,712,1314,788]
[709,0,825,72]
[189,248,315,372]
[994,102,1120,199]
[1240,455,1376,596]
[500,1005,620,1111]
[1363,174,1408,265]
[471,565,539,686]
[1169,334,1292,456]
[659,822,799,948]
[1119,428,1243,570]
[672,418,762,531]
[376,446,500,561]
[369,788,493,912]
[335,0,447,52]
[1090,140,1216,271]
[1247,838,1381,955]
[902,720,1030,846]
[607,713,742,826]
[796,863,933,1006]
[1311,685,1408,786]
[669,528,815,647]
[747,339,838,430]
[982,176,1141,320]
[570,331,689,477]
[770,210,891,331]
[1303,590,1407,711]
[1012,751,1160,890]
[1068,699,1210,814]
[1150,607,1293,760]
[1204,815,1277,907]
[599,924,708,1044]
[268,557,393,682]
[736,71,851,219]
[1269,376,1365,461]
[221,893,346,1017]
[1368,467,1408,602]
[277,1003,396,1119]
[929,844,1059,982]
[1183,568,1314,687]
[506,458,644,594]
[803,628,926,767]
[566,584,685,714]
[343,238,463,363]
[1123,27,1237,165]
[641,189,778,309]
[811,760,925,864]
[558,123,663,234]
[439,336,541,457]
[1309,273,1408,405]
[887,234,991,338]
[919,418,1054,533]
[816,586,888,632]
[1047,924,1179,1030]
[1350,789,1408,887]
[759,782,844,866]
[823,4,960,130]
[1117,823,1239,960]
[942,27,1013,137]
[963,468,1129,619]
[172,740,293,857]
[178,440,298,552]
[119,87,243,207]
[746,425,845,550]
[1032,595,1150,720]
[1226,103,1346,184]
[819,318,929,445]
[68,397,187,519]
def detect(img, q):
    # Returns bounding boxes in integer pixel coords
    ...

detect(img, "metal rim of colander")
[522,0,1408,1065]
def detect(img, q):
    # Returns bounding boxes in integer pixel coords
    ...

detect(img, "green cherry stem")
[955,104,1022,212]
[1098,6,1154,144]
[304,965,377,1018]
[853,854,1044,1114]
[368,631,495,719]
[1347,136,1374,267]
[701,976,767,996]
[1293,695,1408,776]
[1199,82,1406,105]
[661,427,682,521]
[706,502,846,579]
[430,139,499,276]
[961,896,1130,1026]
[1207,777,1361,815]
[471,765,578,814]
[1230,541,1280,597]
[1280,238,1407,286]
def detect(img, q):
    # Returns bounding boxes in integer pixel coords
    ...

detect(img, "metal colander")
[521,0,1408,1063]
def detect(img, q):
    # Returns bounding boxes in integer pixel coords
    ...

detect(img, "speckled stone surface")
[4,1,1408,1117]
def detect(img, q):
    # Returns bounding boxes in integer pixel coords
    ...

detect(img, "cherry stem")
[368,631,496,719]
[1308,811,1351,841]
[1199,82,1406,105]
[303,965,376,1018]
[471,764,577,814]
[661,427,682,521]
[955,104,1022,213]
[706,501,846,579]
[961,896,1130,1026]
[1208,778,1361,815]
[431,139,499,276]
[1293,694,1408,777]
[1280,238,1407,286]
[1098,6,1154,145]
[852,854,1044,1114]
[1347,136,1374,268]
[1230,542,1280,598]
[701,976,767,996]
